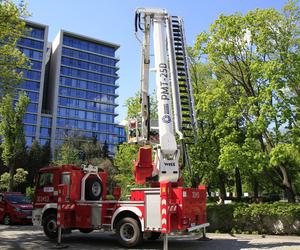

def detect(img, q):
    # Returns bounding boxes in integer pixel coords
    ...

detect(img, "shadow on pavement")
[0,228,300,250]
[47,233,300,250]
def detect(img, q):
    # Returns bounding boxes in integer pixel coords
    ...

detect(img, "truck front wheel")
[116,217,142,247]
[43,213,57,239]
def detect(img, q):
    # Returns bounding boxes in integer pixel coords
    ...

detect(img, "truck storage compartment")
[173,185,206,227]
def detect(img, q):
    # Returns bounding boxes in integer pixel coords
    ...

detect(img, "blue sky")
[27,0,288,122]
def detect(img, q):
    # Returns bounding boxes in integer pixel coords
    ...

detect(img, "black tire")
[3,214,11,225]
[116,217,142,248]
[43,213,57,239]
[147,232,161,240]
[79,228,94,234]
[85,176,103,201]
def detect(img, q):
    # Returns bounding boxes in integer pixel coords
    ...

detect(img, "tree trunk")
[284,186,295,203]
[8,166,14,192]
[258,136,295,203]
[279,165,295,203]
[218,172,226,203]
[253,177,259,200]
[235,167,242,201]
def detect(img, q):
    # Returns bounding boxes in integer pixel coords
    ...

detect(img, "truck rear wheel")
[43,213,57,239]
[116,217,142,247]
[85,176,103,200]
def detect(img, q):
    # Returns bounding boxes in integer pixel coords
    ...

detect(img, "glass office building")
[49,31,120,155]
[16,22,124,156]
[17,21,48,146]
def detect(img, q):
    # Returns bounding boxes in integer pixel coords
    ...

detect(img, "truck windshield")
[5,195,31,204]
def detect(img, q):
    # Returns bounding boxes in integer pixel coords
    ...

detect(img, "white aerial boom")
[134,8,197,183]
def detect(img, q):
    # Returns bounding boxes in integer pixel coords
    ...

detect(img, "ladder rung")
[184,135,194,139]
[180,96,189,100]
[181,108,190,112]
[174,37,182,41]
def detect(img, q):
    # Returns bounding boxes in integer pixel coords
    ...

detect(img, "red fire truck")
[32,8,209,249]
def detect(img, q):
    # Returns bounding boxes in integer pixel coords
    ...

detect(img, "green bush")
[26,186,35,200]
[234,202,300,235]
[207,203,246,232]
[207,202,300,235]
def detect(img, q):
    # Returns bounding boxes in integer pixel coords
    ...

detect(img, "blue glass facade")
[53,33,120,154]
[16,23,122,156]
[17,23,47,146]
[115,125,126,144]
[39,115,52,145]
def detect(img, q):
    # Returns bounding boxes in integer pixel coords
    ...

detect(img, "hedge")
[207,202,300,235]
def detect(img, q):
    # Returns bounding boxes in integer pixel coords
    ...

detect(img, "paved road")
[1,225,300,250]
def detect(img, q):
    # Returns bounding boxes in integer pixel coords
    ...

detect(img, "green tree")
[102,141,109,158]
[124,91,158,120]
[54,130,109,166]
[41,142,51,166]
[14,167,28,186]
[26,140,51,186]
[194,1,300,202]
[0,168,28,192]
[55,143,81,166]
[0,92,29,191]
[0,0,29,97]
[114,142,138,199]
[187,50,230,200]
[82,140,104,162]
[0,172,9,191]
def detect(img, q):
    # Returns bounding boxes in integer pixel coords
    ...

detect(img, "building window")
[41,117,52,127]
[62,47,117,66]
[24,114,37,124]
[63,35,115,57]
[27,103,38,113]
[17,37,44,50]
[19,47,43,60]
[40,139,49,145]
[26,27,45,40]
[24,125,36,136]
[25,136,34,146]
[40,128,51,137]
